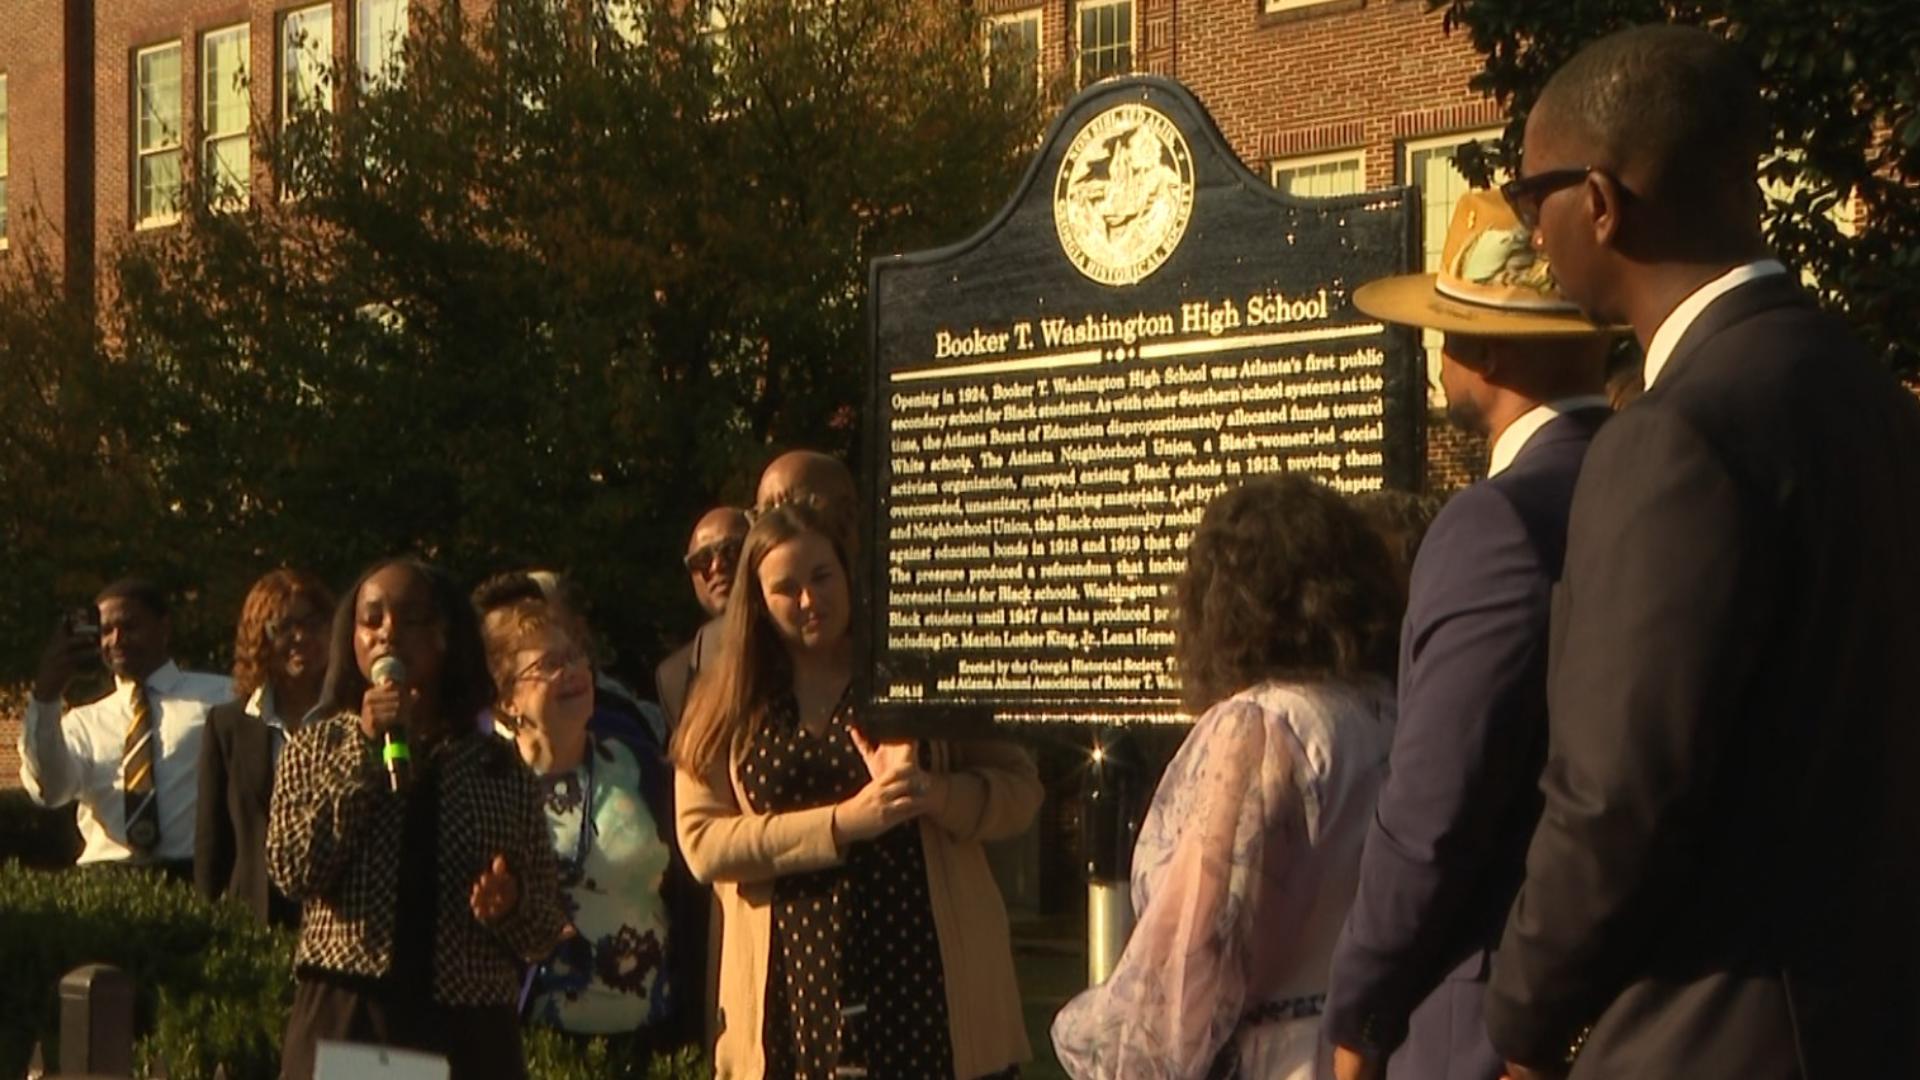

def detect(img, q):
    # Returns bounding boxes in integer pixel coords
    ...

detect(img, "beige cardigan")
[677,735,1042,1079]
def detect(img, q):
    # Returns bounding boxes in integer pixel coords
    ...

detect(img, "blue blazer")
[1324,407,1606,1079]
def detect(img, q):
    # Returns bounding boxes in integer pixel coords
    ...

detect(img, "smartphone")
[67,607,102,652]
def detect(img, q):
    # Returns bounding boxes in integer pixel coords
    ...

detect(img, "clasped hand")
[833,728,946,844]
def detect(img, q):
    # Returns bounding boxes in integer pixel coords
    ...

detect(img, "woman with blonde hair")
[195,568,334,925]
[674,498,1041,1080]
[479,594,703,1066]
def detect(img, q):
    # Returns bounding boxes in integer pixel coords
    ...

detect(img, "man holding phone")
[19,578,231,876]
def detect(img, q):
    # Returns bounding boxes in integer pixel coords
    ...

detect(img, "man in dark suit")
[1326,188,1616,1080]
[654,506,748,725]
[1487,25,1920,1078]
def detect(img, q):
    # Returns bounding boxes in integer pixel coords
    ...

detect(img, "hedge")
[0,862,706,1079]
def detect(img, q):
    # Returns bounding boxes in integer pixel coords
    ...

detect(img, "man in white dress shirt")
[20,578,231,876]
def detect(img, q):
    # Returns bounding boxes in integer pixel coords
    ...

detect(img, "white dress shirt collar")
[1488,395,1612,478]
[1642,260,1788,390]
[116,659,184,698]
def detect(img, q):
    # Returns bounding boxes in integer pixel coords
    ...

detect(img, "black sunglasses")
[683,536,744,576]
[1500,167,1595,230]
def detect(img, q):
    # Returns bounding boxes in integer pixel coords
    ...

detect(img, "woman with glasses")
[674,498,1041,1080]
[480,594,700,1069]
[195,568,334,926]
[269,558,566,1080]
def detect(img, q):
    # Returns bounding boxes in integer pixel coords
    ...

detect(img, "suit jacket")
[655,616,721,727]
[1325,408,1606,1080]
[1486,274,1920,1076]
[194,697,298,925]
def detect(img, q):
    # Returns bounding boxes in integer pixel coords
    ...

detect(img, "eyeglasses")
[513,648,589,684]
[266,612,330,644]
[1500,167,1595,231]
[683,536,744,577]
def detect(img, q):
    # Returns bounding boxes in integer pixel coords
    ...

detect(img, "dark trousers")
[282,974,526,1080]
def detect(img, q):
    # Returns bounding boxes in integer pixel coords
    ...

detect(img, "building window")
[987,9,1042,92]
[135,42,185,228]
[1264,0,1342,13]
[0,74,9,249]
[1271,150,1365,197]
[357,0,409,88]
[1076,0,1132,87]
[203,25,250,210]
[283,4,334,122]
[1403,128,1503,408]
[604,0,646,48]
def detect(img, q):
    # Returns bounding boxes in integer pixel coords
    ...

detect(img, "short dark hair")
[1172,476,1402,713]
[1351,489,1447,576]
[471,570,546,615]
[96,577,170,619]
[1540,24,1766,211]
[318,558,495,729]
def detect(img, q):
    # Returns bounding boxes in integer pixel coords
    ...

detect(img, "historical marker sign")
[861,77,1421,736]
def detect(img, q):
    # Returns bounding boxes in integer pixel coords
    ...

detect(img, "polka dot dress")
[738,693,954,1080]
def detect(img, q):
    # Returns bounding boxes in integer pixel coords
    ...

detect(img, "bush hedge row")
[0,861,706,1079]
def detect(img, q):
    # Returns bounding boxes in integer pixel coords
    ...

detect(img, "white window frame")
[202,24,251,211]
[1403,127,1504,409]
[0,73,10,250]
[1264,0,1344,13]
[356,0,409,89]
[281,4,334,124]
[1075,0,1134,89]
[986,8,1043,93]
[1270,148,1366,197]
[134,40,186,230]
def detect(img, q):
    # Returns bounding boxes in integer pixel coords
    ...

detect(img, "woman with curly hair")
[194,568,333,926]
[1052,475,1402,1079]
[674,498,1041,1079]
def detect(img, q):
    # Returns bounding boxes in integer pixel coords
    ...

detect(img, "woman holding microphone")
[268,558,566,1079]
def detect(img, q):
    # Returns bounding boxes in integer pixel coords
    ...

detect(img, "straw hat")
[1354,189,1622,338]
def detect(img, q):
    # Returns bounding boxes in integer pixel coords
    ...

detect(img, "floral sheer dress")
[1052,679,1396,1080]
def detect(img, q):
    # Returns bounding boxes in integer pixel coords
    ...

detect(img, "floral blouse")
[526,735,675,1034]
[1051,680,1396,1080]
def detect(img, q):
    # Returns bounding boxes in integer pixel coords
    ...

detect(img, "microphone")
[370,655,412,792]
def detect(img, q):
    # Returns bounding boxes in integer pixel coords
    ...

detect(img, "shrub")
[0,862,711,1079]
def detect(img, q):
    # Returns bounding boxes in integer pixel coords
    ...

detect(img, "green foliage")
[1430,0,1920,374]
[0,861,293,1080]
[0,232,167,673]
[77,0,1046,676]
[0,861,711,1079]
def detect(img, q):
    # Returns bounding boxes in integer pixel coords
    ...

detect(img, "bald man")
[655,507,748,728]
[1489,25,1920,1079]
[754,449,860,558]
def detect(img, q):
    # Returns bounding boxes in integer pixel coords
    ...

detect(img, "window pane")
[283,6,334,119]
[1079,1,1131,86]
[204,27,249,136]
[205,135,250,207]
[357,0,409,87]
[138,46,183,152]
[987,14,1040,90]
[139,148,183,220]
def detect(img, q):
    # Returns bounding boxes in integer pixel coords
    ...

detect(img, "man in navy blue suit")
[1325,188,1621,1080]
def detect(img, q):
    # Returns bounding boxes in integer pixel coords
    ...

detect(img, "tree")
[1432,0,1920,375]
[80,0,1048,677]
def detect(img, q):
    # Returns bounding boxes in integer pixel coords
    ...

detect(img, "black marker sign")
[862,77,1421,736]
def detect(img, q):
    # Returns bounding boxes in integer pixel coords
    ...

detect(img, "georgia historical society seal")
[1053,102,1195,287]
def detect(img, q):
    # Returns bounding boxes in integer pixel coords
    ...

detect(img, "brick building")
[0,0,1496,788]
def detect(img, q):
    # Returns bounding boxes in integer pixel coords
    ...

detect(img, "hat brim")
[1353,274,1625,338]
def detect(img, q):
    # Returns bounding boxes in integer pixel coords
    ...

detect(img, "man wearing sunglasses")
[656,507,749,726]
[1486,25,1920,1080]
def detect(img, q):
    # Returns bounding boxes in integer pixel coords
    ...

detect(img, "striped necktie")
[122,683,161,858]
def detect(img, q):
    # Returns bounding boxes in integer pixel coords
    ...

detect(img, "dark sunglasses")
[683,536,744,576]
[1500,167,1595,230]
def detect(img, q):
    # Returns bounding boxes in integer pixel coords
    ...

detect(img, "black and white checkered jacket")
[267,712,566,1006]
